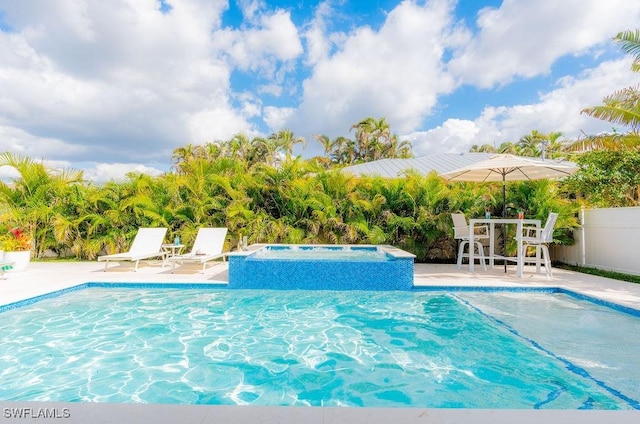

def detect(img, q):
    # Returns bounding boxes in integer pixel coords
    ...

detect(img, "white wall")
[551,207,640,275]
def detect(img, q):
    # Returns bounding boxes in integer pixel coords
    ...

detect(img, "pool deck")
[1,259,639,423]
[2,259,640,310]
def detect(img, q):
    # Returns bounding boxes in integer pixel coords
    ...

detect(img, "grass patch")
[556,263,640,284]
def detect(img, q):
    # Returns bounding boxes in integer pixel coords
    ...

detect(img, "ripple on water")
[0,288,637,408]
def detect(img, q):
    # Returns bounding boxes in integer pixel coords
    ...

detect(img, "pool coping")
[225,243,417,259]
[2,282,640,318]
[0,401,638,423]
[0,401,636,423]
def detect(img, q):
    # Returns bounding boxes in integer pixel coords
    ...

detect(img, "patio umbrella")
[440,153,578,218]
[440,153,578,270]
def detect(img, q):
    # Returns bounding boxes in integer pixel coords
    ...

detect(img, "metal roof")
[340,152,494,178]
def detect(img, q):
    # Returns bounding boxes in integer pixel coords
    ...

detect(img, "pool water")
[0,288,639,409]
[249,245,389,261]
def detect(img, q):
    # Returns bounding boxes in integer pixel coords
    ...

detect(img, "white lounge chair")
[520,212,558,279]
[451,213,489,271]
[169,227,228,273]
[98,227,167,271]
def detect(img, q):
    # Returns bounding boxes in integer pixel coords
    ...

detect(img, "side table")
[162,244,185,266]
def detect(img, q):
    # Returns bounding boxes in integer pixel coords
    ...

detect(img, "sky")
[1,0,640,182]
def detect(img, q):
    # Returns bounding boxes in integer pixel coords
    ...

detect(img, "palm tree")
[566,129,640,152]
[580,29,640,149]
[226,133,253,160]
[518,130,545,157]
[618,29,640,72]
[516,130,568,158]
[203,141,223,159]
[270,129,305,157]
[0,152,84,258]
[544,132,567,159]
[247,136,271,165]
[311,117,414,165]
[313,134,333,157]
[384,134,413,159]
[350,118,373,161]
[171,144,208,173]
[351,117,392,161]
[330,136,353,164]
[470,144,497,153]
[497,141,520,154]
[582,87,640,129]
[83,181,132,255]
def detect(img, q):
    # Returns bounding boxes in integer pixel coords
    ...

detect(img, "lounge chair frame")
[97,228,167,271]
[169,228,228,274]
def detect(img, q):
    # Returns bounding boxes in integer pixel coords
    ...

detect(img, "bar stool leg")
[474,241,487,271]
[457,241,468,269]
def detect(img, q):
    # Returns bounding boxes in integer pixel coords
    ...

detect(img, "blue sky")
[1,0,640,181]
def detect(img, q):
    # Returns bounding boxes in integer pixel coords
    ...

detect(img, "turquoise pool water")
[249,245,389,261]
[0,287,639,409]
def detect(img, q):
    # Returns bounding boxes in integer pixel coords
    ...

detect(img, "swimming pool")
[0,285,639,409]
[227,244,416,290]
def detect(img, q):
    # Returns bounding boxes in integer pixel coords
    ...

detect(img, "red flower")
[1,226,32,251]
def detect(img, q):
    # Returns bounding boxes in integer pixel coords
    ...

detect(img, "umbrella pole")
[502,178,507,273]
[502,181,506,218]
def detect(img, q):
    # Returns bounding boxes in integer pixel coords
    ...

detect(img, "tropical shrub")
[0,144,584,263]
[563,151,640,207]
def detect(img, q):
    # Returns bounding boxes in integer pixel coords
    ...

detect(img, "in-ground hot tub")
[226,244,416,290]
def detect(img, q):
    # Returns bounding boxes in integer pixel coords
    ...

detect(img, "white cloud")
[407,119,481,156]
[0,125,87,158]
[213,9,302,74]
[187,106,255,143]
[236,0,266,23]
[408,58,640,156]
[289,0,459,148]
[0,0,250,164]
[83,162,164,183]
[263,106,295,132]
[0,165,20,181]
[0,0,639,172]
[258,83,283,96]
[303,0,336,66]
[448,0,640,88]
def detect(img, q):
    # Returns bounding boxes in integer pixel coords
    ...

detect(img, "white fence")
[551,207,640,276]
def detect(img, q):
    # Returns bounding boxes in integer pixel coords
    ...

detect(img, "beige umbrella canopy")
[440,153,579,218]
[441,153,579,272]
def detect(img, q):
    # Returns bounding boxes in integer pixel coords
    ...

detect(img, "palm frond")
[581,85,640,129]
[614,29,640,72]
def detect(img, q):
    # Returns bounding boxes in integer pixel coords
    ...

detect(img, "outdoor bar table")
[468,218,541,278]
